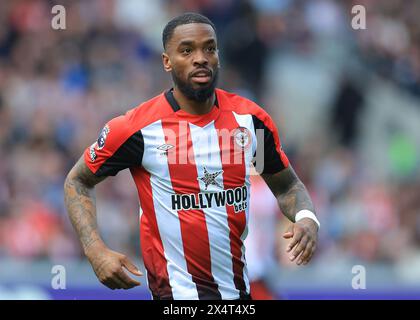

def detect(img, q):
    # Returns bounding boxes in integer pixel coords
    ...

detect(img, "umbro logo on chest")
[157,144,174,155]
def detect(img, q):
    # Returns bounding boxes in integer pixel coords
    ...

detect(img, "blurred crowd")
[356,0,420,97]
[0,0,419,285]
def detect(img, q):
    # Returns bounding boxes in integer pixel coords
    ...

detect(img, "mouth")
[190,69,212,84]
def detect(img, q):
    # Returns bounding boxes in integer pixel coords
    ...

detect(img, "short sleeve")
[84,115,144,177]
[252,112,289,175]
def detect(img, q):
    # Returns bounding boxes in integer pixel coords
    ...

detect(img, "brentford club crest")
[233,127,251,150]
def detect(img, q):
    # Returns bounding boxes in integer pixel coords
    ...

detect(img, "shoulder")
[124,92,175,130]
[93,92,174,152]
[107,91,175,136]
[216,88,274,126]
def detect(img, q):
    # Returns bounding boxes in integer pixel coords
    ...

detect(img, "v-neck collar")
[164,88,221,127]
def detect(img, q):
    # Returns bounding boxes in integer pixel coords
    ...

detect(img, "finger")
[286,228,304,253]
[283,232,293,239]
[112,272,133,289]
[286,239,298,252]
[292,250,305,265]
[298,241,313,264]
[302,245,316,265]
[297,241,313,265]
[103,281,116,290]
[122,257,143,276]
[283,225,294,239]
[102,277,122,290]
[292,235,308,258]
[302,244,317,265]
[116,269,141,288]
[290,236,309,262]
[98,273,114,289]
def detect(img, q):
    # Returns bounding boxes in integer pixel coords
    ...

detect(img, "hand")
[283,218,318,266]
[85,244,143,290]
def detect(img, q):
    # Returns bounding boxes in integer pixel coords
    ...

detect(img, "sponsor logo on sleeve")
[97,124,110,150]
[89,143,97,162]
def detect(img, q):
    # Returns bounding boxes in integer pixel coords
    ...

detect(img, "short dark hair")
[162,12,216,50]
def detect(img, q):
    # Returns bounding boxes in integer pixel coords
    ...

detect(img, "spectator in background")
[245,172,282,300]
[330,75,365,148]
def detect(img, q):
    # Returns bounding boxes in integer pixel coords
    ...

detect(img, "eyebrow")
[177,38,216,47]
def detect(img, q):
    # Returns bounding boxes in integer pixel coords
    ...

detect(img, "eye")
[207,46,216,53]
[181,47,192,55]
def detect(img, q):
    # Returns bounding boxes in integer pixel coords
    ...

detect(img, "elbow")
[63,171,76,202]
[64,168,76,191]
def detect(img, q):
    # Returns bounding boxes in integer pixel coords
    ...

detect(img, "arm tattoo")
[261,166,315,222]
[64,156,106,253]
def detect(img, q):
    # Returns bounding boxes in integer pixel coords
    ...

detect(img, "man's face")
[162,23,219,102]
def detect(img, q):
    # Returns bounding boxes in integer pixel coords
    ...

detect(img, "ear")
[162,52,172,73]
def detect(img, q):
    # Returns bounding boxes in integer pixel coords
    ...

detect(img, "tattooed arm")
[261,166,319,265]
[64,156,106,253]
[64,155,142,289]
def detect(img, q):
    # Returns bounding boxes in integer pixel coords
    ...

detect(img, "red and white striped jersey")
[84,88,289,300]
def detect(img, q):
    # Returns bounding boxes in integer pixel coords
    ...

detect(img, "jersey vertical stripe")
[189,121,239,299]
[214,111,248,297]
[232,111,256,294]
[140,120,198,299]
[161,117,221,300]
[131,166,173,299]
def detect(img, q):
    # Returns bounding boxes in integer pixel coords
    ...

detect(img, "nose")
[193,49,208,66]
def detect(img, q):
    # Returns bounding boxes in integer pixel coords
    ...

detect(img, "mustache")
[189,67,212,78]
[171,68,218,102]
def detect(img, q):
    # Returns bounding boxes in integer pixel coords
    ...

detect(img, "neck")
[172,86,216,115]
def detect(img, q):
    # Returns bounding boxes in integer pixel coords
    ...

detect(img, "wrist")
[295,210,320,229]
[83,238,106,257]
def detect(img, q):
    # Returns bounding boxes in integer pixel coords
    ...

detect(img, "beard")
[171,68,218,102]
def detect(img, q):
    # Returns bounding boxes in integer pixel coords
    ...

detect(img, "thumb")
[283,224,294,239]
[121,257,143,276]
